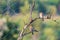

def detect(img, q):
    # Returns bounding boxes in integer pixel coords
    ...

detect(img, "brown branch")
[17,1,36,40]
[17,17,47,40]
[30,0,35,22]
[17,1,50,40]
[17,17,39,40]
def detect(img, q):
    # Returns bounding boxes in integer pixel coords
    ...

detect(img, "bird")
[39,12,44,21]
[29,25,34,35]
[29,25,38,35]
[47,13,51,19]
[47,15,51,19]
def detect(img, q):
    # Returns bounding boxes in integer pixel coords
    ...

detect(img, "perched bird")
[39,12,44,21]
[29,25,34,35]
[47,15,51,19]
[29,25,38,35]
[47,13,51,19]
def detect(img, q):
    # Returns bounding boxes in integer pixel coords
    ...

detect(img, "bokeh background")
[0,0,60,40]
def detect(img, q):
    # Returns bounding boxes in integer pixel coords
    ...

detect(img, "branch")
[17,17,47,40]
[30,0,35,21]
[17,0,50,40]
[17,1,36,40]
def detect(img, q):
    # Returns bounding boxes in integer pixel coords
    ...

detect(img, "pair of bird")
[39,12,51,20]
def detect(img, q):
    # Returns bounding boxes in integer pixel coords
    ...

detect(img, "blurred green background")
[0,0,60,40]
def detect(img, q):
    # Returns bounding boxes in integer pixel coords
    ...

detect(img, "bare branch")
[17,1,49,40]
[17,17,47,40]
[30,1,35,21]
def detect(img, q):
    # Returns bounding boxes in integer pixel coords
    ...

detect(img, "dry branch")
[17,1,48,40]
[17,17,48,40]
